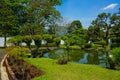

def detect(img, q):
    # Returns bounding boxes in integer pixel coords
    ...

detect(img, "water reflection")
[44,48,106,66]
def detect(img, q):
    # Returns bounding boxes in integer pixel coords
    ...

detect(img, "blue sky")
[56,0,120,28]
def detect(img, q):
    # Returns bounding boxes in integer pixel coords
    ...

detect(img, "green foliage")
[111,37,120,43]
[53,37,61,47]
[94,40,106,46]
[84,43,91,48]
[111,43,120,49]
[65,35,86,47]
[7,35,23,46]
[111,47,120,65]
[61,35,68,40]
[68,20,82,33]
[105,45,110,51]
[20,23,44,36]
[91,43,98,49]
[43,34,53,43]
[6,46,27,60]
[33,35,42,48]
[22,36,32,49]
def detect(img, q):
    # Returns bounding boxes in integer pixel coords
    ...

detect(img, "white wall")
[0,37,10,47]
[0,37,65,47]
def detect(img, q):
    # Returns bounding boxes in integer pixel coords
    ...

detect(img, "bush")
[57,57,68,65]
[53,37,61,47]
[33,35,42,48]
[111,37,120,43]
[94,40,106,45]
[22,36,32,49]
[84,43,91,48]
[111,47,120,65]
[111,43,120,49]
[91,43,97,49]
[6,46,27,60]
[7,35,23,46]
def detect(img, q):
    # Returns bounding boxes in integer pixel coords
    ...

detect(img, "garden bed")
[6,56,43,80]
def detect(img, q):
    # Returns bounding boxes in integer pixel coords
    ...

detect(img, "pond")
[44,48,107,66]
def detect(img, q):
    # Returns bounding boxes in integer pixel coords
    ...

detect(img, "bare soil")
[8,57,43,80]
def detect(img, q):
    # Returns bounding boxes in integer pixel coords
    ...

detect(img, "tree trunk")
[106,26,109,46]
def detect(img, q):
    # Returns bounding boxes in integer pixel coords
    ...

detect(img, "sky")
[56,0,120,28]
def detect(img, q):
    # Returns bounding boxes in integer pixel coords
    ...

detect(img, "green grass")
[25,58,120,80]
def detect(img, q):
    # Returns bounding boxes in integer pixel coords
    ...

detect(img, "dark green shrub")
[111,47,120,66]
[111,43,120,49]
[33,35,42,48]
[111,37,120,43]
[22,36,32,50]
[94,40,106,45]
[57,57,68,65]
[6,46,27,60]
[53,37,61,47]
[7,35,23,46]
[84,43,91,48]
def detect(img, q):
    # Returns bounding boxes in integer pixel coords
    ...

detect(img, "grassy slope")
[25,58,120,80]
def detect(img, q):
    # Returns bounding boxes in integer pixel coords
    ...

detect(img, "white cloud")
[103,3,118,10]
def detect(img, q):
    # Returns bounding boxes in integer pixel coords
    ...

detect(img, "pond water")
[44,48,107,66]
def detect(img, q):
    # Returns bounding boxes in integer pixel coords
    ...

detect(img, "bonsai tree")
[53,37,61,47]
[7,35,23,46]
[22,35,32,51]
[43,34,53,47]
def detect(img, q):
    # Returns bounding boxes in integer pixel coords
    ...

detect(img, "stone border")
[4,56,18,80]
[1,54,9,80]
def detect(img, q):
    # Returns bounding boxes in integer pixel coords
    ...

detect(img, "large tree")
[68,20,82,34]
[0,0,29,47]
[91,12,120,46]
[0,0,62,47]
[20,0,62,35]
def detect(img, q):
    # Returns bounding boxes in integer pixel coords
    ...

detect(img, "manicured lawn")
[25,58,120,80]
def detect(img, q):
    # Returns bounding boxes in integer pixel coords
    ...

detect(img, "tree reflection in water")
[44,48,106,66]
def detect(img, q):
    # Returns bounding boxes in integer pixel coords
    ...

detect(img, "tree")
[0,0,29,47]
[43,34,53,47]
[87,26,104,42]
[91,10,120,69]
[68,20,82,34]
[111,47,120,69]
[53,37,61,47]
[20,0,62,35]
[20,23,44,36]
[91,13,118,46]
[0,0,17,47]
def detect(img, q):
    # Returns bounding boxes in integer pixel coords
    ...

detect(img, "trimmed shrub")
[111,47,120,65]
[6,46,27,60]
[94,40,106,45]
[22,36,32,49]
[111,43,120,49]
[7,35,23,46]
[111,37,120,43]
[84,43,91,48]
[33,35,42,48]
[53,37,61,47]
